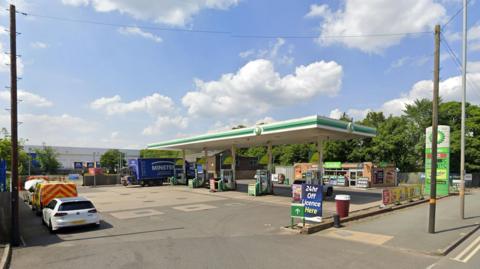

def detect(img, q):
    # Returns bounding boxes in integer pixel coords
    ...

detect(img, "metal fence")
[83,175,120,186]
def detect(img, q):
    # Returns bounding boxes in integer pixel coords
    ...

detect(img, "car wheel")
[140,181,146,187]
[48,220,53,233]
[122,181,128,187]
[41,216,46,226]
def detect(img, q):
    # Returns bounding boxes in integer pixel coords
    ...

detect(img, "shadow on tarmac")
[435,223,480,234]
[18,200,114,247]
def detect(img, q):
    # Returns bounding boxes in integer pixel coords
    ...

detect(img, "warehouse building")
[24,145,140,170]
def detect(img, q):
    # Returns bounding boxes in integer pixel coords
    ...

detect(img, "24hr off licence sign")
[302,184,323,222]
[425,125,450,197]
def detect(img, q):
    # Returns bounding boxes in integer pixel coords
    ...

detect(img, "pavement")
[317,190,480,255]
[9,185,480,269]
[432,226,480,268]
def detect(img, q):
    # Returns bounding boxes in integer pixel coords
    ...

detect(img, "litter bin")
[335,194,351,218]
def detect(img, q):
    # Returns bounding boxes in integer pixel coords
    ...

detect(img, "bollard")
[333,214,341,228]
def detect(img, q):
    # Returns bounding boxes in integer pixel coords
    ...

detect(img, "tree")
[35,145,60,174]
[140,149,180,158]
[100,149,126,173]
[0,136,29,175]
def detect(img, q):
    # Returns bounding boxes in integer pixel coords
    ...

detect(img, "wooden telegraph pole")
[428,25,441,234]
[9,4,20,246]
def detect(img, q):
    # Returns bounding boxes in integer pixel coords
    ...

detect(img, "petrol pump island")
[144,115,376,223]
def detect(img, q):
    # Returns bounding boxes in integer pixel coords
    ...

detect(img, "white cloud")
[388,55,430,72]
[0,26,7,35]
[443,22,480,52]
[0,112,97,146]
[90,93,175,116]
[329,108,370,120]
[182,59,343,119]
[61,0,239,26]
[0,42,24,76]
[0,90,53,107]
[142,116,189,135]
[469,61,480,73]
[239,49,254,58]
[30,41,48,49]
[305,4,329,18]
[208,116,276,133]
[307,0,446,53]
[118,26,163,43]
[334,62,480,119]
[239,38,294,65]
[468,23,480,51]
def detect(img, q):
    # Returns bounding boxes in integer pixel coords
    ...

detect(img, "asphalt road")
[9,185,477,269]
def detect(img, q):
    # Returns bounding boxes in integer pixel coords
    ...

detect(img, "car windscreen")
[59,201,94,211]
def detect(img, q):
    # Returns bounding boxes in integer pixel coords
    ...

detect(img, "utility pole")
[429,24,441,234]
[9,4,20,246]
[460,0,468,220]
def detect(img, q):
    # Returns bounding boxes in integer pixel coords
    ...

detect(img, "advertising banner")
[0,160,6,192]
[382,184,423,205]
[74,162,83,169]
[301,184,323,222]
[291,184,302,203]
[425,126,450,197]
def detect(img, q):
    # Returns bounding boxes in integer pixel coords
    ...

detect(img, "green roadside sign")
[424,126,450,197]
[291,203,305,219]
[324,162,342,169]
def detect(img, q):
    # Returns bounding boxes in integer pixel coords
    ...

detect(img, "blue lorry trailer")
[122,158,195,187]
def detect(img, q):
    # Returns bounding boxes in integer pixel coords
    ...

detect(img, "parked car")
[42,197,100,233]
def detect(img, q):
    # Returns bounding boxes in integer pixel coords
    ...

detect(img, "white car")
[42,197,100,233]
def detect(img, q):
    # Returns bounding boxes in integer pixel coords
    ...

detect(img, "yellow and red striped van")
[32,182,77,215]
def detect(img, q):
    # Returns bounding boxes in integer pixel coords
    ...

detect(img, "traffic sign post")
[291,203,305,228]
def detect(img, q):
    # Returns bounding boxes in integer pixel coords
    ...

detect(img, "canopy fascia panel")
[147,115,376,152]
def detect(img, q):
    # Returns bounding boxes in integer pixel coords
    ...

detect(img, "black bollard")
[333,214,341,228]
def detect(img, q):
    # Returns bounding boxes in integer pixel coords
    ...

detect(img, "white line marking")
[425,263,436,269]
[453,236,480,263]
[461,244,480,263]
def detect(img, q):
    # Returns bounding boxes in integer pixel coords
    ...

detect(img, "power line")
[17,10,432,39]
[20,12,231,35]
[441,33,480,99]
[231,31,431,39]
[442,0,472,29]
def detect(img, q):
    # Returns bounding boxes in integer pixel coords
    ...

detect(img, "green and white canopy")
[147,115,376,152]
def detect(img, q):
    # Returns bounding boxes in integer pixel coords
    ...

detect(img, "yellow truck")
[32,182,78,216]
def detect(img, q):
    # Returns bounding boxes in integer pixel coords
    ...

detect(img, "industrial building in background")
[24,145,140,171]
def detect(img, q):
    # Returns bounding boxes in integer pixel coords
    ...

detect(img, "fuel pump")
[305,170,321,185]
[189,164,206,188]
[305,169,334,198]
[248,169,273,196]
[219,169,235,191]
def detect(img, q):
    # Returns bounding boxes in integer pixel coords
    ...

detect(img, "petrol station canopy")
[147,115,376,152]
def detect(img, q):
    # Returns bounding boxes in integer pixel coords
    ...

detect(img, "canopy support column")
[203,147,208,180]
[317,137,324,185]
[267,142,273,173]
[182,149,186,183]
[231,145,236,180]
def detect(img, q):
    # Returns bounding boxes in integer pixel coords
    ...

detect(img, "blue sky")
[0,0,479,149]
